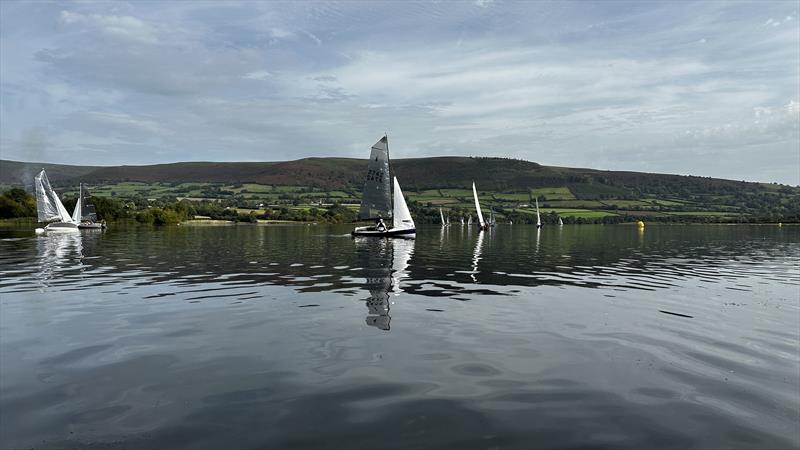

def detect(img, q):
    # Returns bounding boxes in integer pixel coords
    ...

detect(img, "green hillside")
[2,157,798,223]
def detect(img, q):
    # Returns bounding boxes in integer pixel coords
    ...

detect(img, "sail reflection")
[36,232,83,290]
[354,237,415,331]
[471,230,486,283]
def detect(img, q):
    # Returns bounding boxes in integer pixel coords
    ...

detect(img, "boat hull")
[78,222,106,230]
[351,226,416,238]
[44,222,79,233]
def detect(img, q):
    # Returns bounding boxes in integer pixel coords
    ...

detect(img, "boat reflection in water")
[36,232,84,290]
[354,237,414,331]
[470,228,486,283]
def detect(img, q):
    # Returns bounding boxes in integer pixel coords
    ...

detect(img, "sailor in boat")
[376,217,387,232]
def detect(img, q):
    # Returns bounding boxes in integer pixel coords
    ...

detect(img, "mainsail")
[35,169,72,223]
[358,136,392,220]
[80,184,97,221]
[472,182,486,228]
[392,177,414,230]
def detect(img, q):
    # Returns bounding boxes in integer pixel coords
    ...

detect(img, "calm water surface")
[1,224,798,449]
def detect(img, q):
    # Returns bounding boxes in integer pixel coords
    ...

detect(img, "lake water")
[1,224,798,450]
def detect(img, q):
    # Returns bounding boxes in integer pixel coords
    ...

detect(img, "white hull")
[44,222,79,233]
[78,222,106,230]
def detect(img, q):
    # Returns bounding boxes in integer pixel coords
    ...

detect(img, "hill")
[2,157,798,222]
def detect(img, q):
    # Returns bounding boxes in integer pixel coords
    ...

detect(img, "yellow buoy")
[637,220,645,228]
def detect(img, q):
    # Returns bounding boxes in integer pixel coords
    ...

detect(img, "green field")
[25,178,791,223]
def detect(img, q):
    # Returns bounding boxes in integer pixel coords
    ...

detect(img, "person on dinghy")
[376,217,387,232]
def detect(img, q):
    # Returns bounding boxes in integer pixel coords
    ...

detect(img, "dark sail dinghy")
[72,184,106,229]
[352,136,416,238]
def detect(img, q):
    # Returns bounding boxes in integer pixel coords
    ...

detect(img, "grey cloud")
[0,1,797,184]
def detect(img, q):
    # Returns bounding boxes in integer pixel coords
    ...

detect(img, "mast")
[386,133,393,209]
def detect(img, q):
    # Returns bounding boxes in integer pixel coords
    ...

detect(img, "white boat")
[467,215,472,226]
[35,169,78,233]
[439,208,446,227]
[535,197,543,229]
[460,217,465,225]
[558,216,563,227]
[72,183,106,229]
[352,136,416,238]
[472,181,489,231]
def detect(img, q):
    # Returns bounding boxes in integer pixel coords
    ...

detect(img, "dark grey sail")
[358,136,392,220]
[80,184,98,221]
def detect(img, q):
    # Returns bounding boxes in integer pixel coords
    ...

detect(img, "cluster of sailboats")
[34,169,105,233]
[352,135,561,238]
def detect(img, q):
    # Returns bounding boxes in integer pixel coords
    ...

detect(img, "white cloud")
[59,10,157,44]
[0,1,797,183]
[242,70,272,81]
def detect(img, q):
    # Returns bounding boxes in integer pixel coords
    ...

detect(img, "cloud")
[0,1,798,184]
[242,70,272,81]
[59,10,158,43]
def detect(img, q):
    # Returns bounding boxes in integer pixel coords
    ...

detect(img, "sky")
[1,1,798,184]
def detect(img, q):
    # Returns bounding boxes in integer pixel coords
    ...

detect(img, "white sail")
[71,184,82,223]
[392,177,415,230]
[467,215,472,225]
[35,170,73,223]
[472,182,486,227]
[535,197,542,227]
[558,217,563,226]
[439,208,445,225]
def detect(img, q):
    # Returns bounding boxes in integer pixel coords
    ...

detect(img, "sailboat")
[35,169,78,233]
[467,215,472,226]
[72,183,106,229]
[439,208,446,227]
[460,216,465,225]
[558,216,563,227]
[535,197,543,229]
[472,181,489,231]
[352,136,416,238]
[489,209,496,227]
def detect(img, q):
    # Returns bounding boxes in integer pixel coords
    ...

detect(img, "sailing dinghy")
[472,182,489,231]
[352,136,416,238]
[35,169,78,233]
[72,183,106,229]
[558,216,563,227]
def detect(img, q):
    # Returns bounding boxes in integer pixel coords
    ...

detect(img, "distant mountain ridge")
[1,157,796,199]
